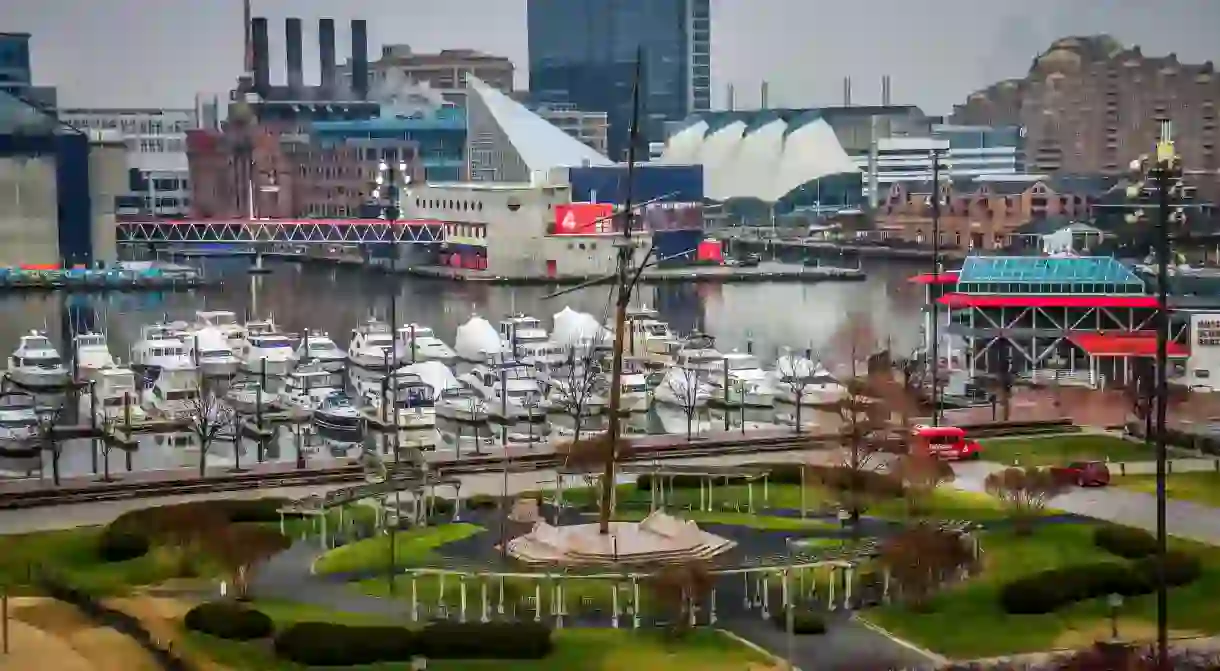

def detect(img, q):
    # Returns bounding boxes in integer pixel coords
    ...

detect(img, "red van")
[910,424,982,461]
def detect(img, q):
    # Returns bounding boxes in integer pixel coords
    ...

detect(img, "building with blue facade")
[310,106,467,182]
[527,0,711,160]
[0,33,31,97]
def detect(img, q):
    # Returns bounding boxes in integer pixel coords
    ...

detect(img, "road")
[952,461,1220,545]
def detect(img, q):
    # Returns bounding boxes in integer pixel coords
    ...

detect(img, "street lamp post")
[929,148,945,426]
[1108,592,1124,641]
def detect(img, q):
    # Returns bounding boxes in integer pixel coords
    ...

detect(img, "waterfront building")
[58,107,197,218]
[0,32,31,98]
[850,124,1026,200]
[531,103,610,156]
[0,91,125,267]
[951,35,1220,197]
[528,0,711,158]
[346,44,515,107]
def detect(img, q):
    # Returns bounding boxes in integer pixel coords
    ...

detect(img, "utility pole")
[929,147,944,426]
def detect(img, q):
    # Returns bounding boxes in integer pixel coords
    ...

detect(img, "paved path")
[952,461,1220,545]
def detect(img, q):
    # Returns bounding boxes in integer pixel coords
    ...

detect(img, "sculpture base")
[506,511,736,567]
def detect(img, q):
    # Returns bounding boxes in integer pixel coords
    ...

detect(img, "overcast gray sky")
[5,0,1220,114]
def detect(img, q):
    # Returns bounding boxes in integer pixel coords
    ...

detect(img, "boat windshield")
[76,335,105,347]
[307,340,335,351]
[726,356,762,371]
[395,385,435,406]
[402,327,435,339]
[365,335,393,347]
[0,414,35,428]
[643,322,671,337]
[623,382,648,393]
[324,395,352,408]
[23,337,52,351]
[204,313,238,326]
[682,354,721,367]
[163,389,197,401]
[250,337,292,349]
[16,356,62,368]
[201,349,232,359]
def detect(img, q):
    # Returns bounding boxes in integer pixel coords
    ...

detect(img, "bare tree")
[775,348,815,433]
[549,346,606,442]
[647,560,714,638]
[891,452,955,518]
[878,523,975,609]
[31,402,67,485]
[828,376,892,527]
[184,377,237,476]
[664,366,704,440]
[984,466,1068,535]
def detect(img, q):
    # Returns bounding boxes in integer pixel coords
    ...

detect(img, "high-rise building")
[59,108,198,218]
[531,103,609,155]
[527,0,711,159]
[952,35,1220,195]
[0,33,31,97]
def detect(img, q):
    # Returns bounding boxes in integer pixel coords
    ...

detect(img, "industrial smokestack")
[351,19,369,100]
[882,75,892,106]
[251,17,270,96]
[285,18,304,94]
[242,0,252,74]
[726,83,735,111]
[760,81,769,109]
[319,18,336,97]
[843,77,852,107]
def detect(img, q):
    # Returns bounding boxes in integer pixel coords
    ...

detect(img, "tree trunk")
[794,398,803,434]
[686,414,693,440]
[198,440,207,476]
[51,450,60,486]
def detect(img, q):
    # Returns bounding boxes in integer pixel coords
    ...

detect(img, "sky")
[5,0,1220,115]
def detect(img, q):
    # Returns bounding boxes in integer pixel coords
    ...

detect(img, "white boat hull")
[241,358,295,377]
[436,401,485,423]
[654,385,711,409]
[620,391,651,413]
[314,410,361,431]
[308,356,347,372]
[349,350,398,369]
[8,367,70,388]
[776,387,846,406]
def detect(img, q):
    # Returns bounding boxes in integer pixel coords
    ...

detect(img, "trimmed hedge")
[184,601,274,641]
[770,609,828,635]
[97,527,150,563]
[1093,525,1159,559]
[274,620,553,666]
[999,551,1202,615]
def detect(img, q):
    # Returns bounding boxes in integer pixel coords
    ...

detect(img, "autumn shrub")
[983,466,1068,535]
[1093,525,1158,559]
[878,523,975,608]
[184,601,273,640]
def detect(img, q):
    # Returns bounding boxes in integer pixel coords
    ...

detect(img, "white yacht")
[225,379,278,412]
[0,394,38,441]
[313,391,361,431]
[141,363,201,420]
[396,324,456,364]
[672,334,724,373]
[243,316,285,339]
[296,331,346,372]
[238,332,297,376]
[72,332,115,381]
[8,332,70,388]
[617,358,653,413]
[79,365,146,424]
[130,323,191,370]
[194,310,245,351]
[622,306,681,360]
[183,327,241,377]
[278,361,343,413]
[653,365,714,408]
[434,386,488,423]
[500,314,565,370]
[709,350,775,408]
[770,353,848,406]
[347,318,396,369]
[363,373,437,430]
[458,360,544,420]
[546,374,608,416]
[455,316,509,362]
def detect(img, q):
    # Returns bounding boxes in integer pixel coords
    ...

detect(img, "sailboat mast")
[598,51,645,535]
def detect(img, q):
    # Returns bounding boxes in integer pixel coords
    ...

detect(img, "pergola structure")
[546,463,777,521]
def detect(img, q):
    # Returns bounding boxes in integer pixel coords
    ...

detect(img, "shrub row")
[184,601,274,641]
[1093,525,1159,559]
[1127,421,1220,455]
[98,498,291,564]
[97,527,150,563]
[999,552,1202,614]
[274,621,553,666]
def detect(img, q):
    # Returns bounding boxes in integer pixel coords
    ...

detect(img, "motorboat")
[396,324,456,364]
[622,305,681,359]
[617,357,653,413]
[398,360,458,397]
[363,373,437,430]
[238,331,298,377]
[546,373,608,417]
[79,365,146,424]
[313,391,361,431]
[455,316,509,362]
[347,318,396,369]
[770,353,848,406]
[458,359,544,420]
[193,310,245,351]
[225,379,278,412]
[7,331,70,388]
[296,331,346,372]
[141,363,201,420]
[0,393,39,441]
[183,327,241,377]
[130,323,192,370]
[278,361,344,413]
[243,316,285,339]
[72,332,115,380]
[672,333,724,373]
[709,350,775,408]
[434,386,488,423]
[652,365,714,408]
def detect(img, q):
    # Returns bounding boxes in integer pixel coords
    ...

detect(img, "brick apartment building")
[952,35,1219,196]
[875,176,1111,250]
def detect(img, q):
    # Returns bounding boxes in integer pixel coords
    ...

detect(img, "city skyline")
[5,0,1220,114]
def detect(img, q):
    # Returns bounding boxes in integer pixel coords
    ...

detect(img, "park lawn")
[312,523,485,576]
[865,524,1220,659]
[0,527,185,596]
[978,434,1167,467]
[1112,471,1220,508]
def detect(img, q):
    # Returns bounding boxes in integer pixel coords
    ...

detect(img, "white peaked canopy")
[775,354,817,380]
[398,361,457,400]
[455,316,505,361]
[552,308,610,348]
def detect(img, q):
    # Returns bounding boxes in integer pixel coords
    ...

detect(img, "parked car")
[738,253,761,267]
[1051,461,1111,487]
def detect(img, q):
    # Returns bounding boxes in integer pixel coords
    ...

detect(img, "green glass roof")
[958,256,1142,285]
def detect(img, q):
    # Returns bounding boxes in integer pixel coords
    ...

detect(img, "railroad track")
[0,420,1075,510]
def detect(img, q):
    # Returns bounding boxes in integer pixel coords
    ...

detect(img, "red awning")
[938,293,1160,309]
[909,271,959,285]
[1069,332,1189,358]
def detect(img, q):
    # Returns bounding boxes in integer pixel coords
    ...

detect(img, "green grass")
[0,526,185,595]
[978,434,1169,467]
[865,524,1220,658]
[312,523,485,576]
[1113,471,1220,507]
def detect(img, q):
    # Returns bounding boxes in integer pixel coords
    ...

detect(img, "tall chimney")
[319,18,336,97]
[843,76,852,106]
[285,18,304,94]
[242,0,252,74]
[760,81,769,109]
[251,17,270,96]
[882,75,892,106]
[351,19,369,100]
[726,83,735,111]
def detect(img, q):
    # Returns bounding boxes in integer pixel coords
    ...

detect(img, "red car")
[1051,461,1112,487]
